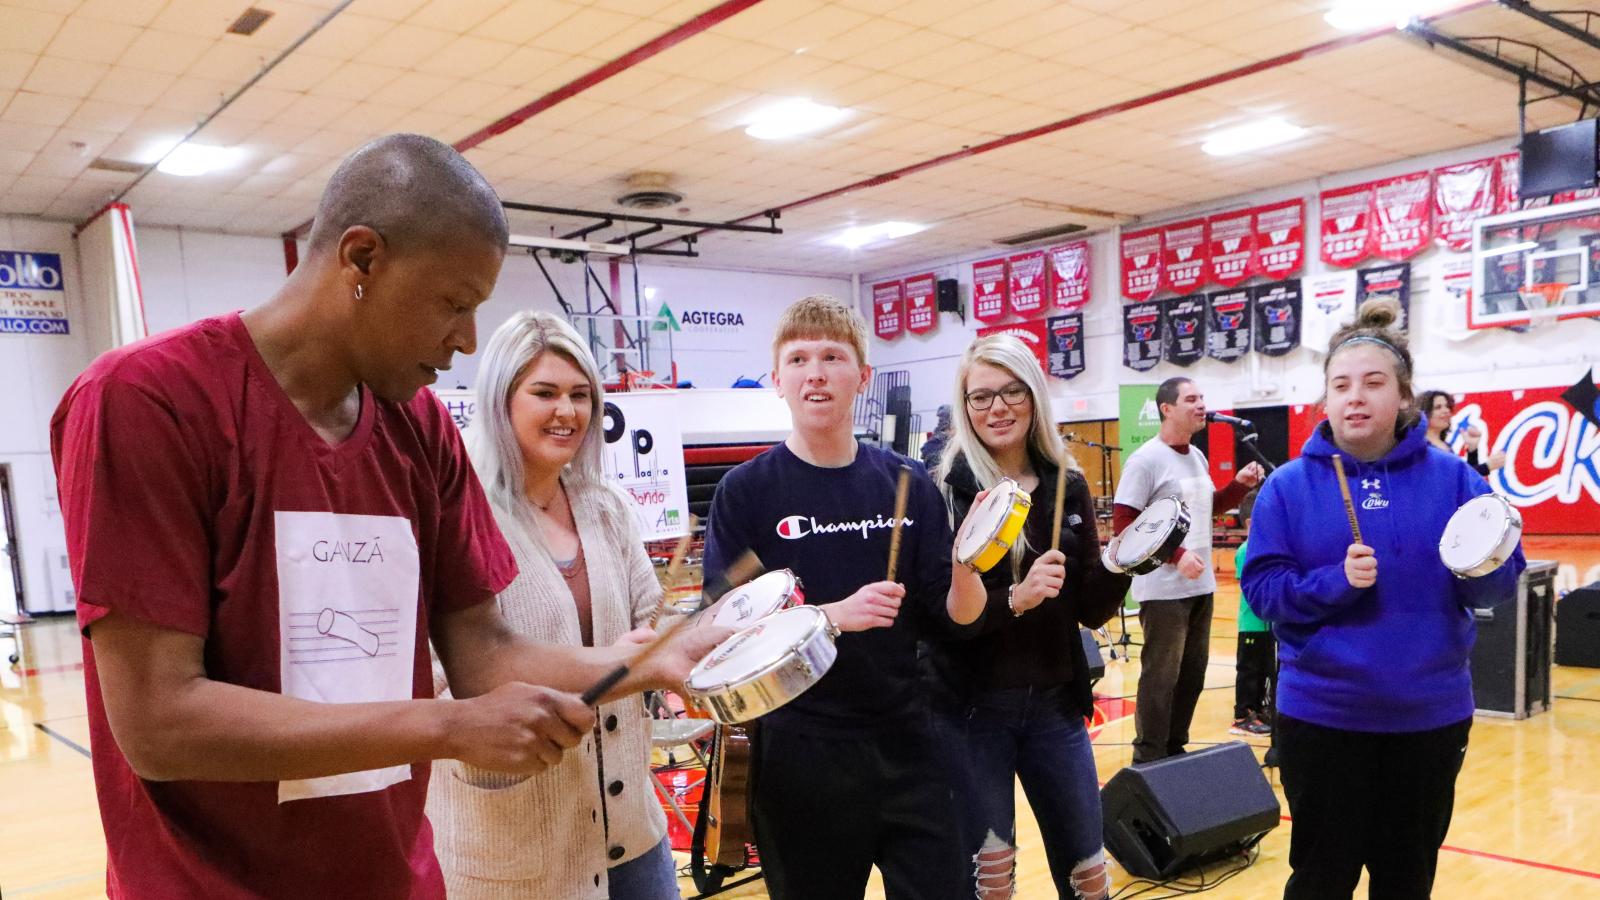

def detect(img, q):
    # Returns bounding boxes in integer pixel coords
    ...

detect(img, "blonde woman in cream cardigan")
[426,311,682,899]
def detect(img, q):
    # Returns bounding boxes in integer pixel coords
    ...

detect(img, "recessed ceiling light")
[745,98,849,140]
[156,142,243,177]
[1324,0,1466,30]
[831,221,927,250]
[1201,118,1307,156]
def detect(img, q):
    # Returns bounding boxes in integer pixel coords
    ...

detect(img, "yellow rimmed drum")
[955,477,1033,574]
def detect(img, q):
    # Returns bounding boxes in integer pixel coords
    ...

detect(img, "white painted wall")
[862,137,1600,427]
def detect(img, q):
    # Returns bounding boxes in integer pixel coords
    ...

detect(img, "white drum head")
[710,569,797,628]
[1441,495,1515,572]
[688,606,827,689]
[956,479,1019,561]
[1116,497,1181,567]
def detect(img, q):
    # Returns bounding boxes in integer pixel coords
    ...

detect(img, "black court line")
[1555,694,1600,703]
[35,722,91,759]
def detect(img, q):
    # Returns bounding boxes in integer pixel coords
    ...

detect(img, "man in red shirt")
[51,134,723,899]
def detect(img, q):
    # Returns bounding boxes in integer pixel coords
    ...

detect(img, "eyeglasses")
[965,382,1031,411]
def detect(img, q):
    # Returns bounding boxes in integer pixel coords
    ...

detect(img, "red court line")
[22,662,85,677]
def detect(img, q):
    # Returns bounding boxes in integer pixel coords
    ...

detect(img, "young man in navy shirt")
[703,295,988,899]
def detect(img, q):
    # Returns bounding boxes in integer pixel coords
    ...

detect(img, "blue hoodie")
[1241,420,1526,733]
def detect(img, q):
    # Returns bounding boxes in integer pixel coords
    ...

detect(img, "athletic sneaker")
[1229,714,1271,737]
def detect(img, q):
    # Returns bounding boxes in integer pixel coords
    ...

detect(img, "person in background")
[1418,389,1505,478]
[1229,489,1272,737]
[1243,302,1526,899]
[920,403,954,471]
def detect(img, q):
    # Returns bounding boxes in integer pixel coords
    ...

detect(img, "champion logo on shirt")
[776,513,912,540]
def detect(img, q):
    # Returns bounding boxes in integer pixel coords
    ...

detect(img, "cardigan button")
[605,714,618,732]
[594,874,600,887]
[591,808,598,822]
[608,845,626,861]
[608,780,624,796]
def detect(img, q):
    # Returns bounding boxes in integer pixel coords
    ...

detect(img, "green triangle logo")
[653,302,680,331]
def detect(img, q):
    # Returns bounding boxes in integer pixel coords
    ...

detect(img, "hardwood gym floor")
[3,536,1597,899]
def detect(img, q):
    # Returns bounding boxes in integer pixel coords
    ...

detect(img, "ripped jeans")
[931,684,1109,900]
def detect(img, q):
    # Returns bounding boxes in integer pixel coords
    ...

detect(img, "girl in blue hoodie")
[1241,301,1525,900]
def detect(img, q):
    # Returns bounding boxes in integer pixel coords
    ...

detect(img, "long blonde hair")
[936,333,1078,494]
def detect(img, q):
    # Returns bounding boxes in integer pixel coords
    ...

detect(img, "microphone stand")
[1064,432,1135,660]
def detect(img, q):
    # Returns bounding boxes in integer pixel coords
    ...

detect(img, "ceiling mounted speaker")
[616,172,684,210]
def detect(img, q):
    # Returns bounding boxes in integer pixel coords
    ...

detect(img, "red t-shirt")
[50,313,516,899]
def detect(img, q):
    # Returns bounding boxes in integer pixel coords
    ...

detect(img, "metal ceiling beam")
[502,201,780,235]
[1404,23,1600,108]
[1500,1,1600,54]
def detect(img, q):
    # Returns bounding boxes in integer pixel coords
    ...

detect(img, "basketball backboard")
[1471,196,1600,329]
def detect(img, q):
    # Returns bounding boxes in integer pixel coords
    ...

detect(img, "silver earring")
[354,284,364,301]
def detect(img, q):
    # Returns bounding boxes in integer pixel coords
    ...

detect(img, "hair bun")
[1355,297,1400,329]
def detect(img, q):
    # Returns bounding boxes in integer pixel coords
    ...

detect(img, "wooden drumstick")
[1051,455,1070,553]
[886,464,913,582]
[1330,454,1364,545]
[648,516,697,628]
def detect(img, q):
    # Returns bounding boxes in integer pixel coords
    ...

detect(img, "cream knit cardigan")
[425,475,668,899]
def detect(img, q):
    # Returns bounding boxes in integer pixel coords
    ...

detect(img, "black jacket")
[924,449,1131,716]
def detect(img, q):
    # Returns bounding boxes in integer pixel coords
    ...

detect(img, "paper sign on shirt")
[1252,199,1304,279]
[1320,183,1376,266]
[1356,262,1412,332]
[1252,279,1301,357]
[1373,172,1433,260]
[1161,219,1207,293]
[1301,270,1357,354]
[1046,312,1086,379]
[1206,210,1255,287]
[1123,301,1164,371]
[276,511,420,803]
[602,392,690,540]
[1049,241,1091,310]
[903,273,938,334]
[1120,228,1162,301]
[1162,295,1207,367]
[431,388,477,430]
[1206,287,1253,363]
[973,258,1009,323]
[872,280,904,340]
[1434,158,1497,251]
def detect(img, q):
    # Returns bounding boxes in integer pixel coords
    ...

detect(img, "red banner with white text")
[973,258,1009,323]
[872,280,903,340]
[1121,228,1163,301]
[903,273,937,334]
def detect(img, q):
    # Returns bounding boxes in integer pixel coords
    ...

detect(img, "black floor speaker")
[1101,741,1280,880]
[1557,583,1600,668]
[1080,627,1105,682]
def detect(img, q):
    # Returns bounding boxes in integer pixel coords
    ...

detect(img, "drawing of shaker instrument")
[317,608,381,657]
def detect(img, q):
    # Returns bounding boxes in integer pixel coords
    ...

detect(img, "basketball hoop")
[1518,282,1573,310]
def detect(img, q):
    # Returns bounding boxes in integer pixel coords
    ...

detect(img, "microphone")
[1205,411,1255,430]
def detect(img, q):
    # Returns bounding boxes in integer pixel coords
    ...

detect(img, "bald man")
[51,134,725,899]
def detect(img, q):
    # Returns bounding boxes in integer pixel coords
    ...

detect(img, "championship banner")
[1252,279,1301,356]
[872,279,904,340]
[1434,158,1497,251]
[1007,250,1046,317]
[1252,199,1304,279]
[1046,312,1086,379]
[903,273,938,334]
[1161,219,1208,294]
[1206,287,1252,363]
[1494,153,1521,213]
[1302,270,1357,354]
[603,392,691,540]
[973,257,1010,323]
[1319,183,1376,267]
[1206,209,1256,287]
[1445,381,1600,535]
[1373,172,1433,261]
[978,317,1048,374]
[1553,187,1600,230]
[1049,240,1091,310]
[1122,301,1164,371]
[1162,294,1206,367]
[1120,227,1162,301]
[1356,262,1411,331]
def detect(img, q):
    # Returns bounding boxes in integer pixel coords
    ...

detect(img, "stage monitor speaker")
[936,278,960,312]
[1080,627,1105,682]
[1102,742,1280,880]
[1556,582,1600,668]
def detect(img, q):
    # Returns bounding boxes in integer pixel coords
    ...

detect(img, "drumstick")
[1051,456,1070,553]
[648,516,697,628]
[886,464,913,582]
[1330,454,1364,545]
[582,547,763,706]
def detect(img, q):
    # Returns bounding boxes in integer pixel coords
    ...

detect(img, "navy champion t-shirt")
[703,441,965,734]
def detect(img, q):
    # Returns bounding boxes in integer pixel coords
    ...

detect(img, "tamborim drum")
[1110,496,1192,575]
[1440,493,1522,577]
[955,478,1033,573]
[709,568,804,629]
[684,605,839,725]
